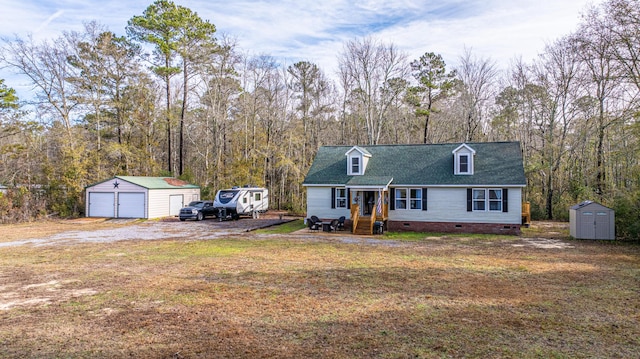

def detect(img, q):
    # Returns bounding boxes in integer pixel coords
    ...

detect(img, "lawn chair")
[328,219,339,232]
[336,216,346,231]
[307,218,320,231]
[311,215,320,224]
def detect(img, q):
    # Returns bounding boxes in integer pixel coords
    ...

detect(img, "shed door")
[88,192,115,217]
[581,211,595,239]
[595,211,610,239]
[118,192,145,218]
[169,194,184,216]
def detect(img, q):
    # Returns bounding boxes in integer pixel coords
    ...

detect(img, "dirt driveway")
[2,216,574,250]
[0,216,293,248]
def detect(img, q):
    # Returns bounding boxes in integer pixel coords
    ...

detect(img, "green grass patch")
[254,218,306,233]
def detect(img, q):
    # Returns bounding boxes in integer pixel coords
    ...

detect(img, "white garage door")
[118,192,145,218]
[169,194,184,216]
[88,192,115,217]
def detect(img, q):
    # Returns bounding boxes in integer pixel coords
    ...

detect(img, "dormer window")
[345,146,371,176]
[453,143,475,175]
[459,154,469,173]
[351,156,360,174]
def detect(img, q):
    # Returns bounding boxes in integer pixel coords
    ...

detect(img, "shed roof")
[303,142,526,187]
[570,200,612,211]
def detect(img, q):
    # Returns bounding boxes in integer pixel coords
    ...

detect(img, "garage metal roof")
[86,176,199,189]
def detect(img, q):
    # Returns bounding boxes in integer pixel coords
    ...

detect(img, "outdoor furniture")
[328,219,339,232]
[311,215,320,223]
[307,218,320,231]
[336,216,345,231]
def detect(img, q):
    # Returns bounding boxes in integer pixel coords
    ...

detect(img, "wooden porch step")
[354,217,372,235]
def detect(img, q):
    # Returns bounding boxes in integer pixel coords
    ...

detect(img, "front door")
[363,191,376,216]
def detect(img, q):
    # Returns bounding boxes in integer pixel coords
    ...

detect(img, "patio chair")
[336,216,346,231]
[311,215,321,224]
[328,219,339,232]
[307,218,320,231]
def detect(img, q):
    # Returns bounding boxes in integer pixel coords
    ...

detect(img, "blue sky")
[1,0,595,99]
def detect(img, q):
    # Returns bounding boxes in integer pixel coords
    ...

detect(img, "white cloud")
[34,10,65,34]
[0,0,595,99]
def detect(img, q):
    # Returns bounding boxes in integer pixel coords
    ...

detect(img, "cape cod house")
[302,142,527,235]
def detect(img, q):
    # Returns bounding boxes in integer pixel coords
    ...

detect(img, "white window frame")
[395,188,407,209]
[456,153,473,175]
[349,155,361,175]
[488,189,502,211]
[336,188,347,208]
[410,188,422,210]
[472,188,502,212]
[472,189,486,211]
[453,144,475,175]
[395,188,423,210]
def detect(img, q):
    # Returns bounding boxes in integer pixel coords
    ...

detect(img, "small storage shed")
[569,201,615,240]
[85,176,200,219]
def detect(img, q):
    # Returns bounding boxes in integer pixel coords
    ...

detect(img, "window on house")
[351,156,360,174]
[410,189,422,209]
[472,189,503,211]
[473,189,485,211]
[395,188,407,209]
[459,154,469,173]
[489,189,502,211]
[336,188,347,208]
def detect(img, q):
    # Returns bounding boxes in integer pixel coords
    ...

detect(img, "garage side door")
[88,192,115,217]
[118,192,145,218]
[169,194,184,216]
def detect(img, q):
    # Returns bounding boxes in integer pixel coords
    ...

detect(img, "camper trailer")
[213,186,269,220]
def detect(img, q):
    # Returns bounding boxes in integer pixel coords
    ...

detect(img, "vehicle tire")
[180,218,186,221]
[232,214,240,220]
[196,212,204,221]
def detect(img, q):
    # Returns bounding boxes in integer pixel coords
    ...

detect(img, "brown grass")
[0,222,638,358]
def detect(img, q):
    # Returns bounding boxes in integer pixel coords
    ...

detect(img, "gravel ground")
[0,216,294,247]
[1,216,574,250]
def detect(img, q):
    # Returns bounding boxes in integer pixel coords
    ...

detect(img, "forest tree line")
[1,0,639,238]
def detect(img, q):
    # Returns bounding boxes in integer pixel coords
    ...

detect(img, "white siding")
[86,179,149,218]
[86,178,200,219]
[389,187,522,224]
[308,186,522,224]
[147,188,200,218]
[306,187,350,219]
[87,179,146,192]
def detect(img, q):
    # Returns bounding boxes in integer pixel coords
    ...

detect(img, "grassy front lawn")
[0,223,638,358]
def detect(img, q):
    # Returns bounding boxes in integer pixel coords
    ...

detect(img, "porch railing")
[351,204,360,234]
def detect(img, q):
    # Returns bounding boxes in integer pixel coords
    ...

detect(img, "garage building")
[85,176,200,219]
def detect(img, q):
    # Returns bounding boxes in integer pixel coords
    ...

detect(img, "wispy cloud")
[34,10,65,34]
[1,0,594,96]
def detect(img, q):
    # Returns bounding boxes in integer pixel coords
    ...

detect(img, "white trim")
[453,143,476,175]
[344,146,372,158]
[393,187,424,211]
[472,188,503,212]
[452,143,477,155]
[348,155,362,175]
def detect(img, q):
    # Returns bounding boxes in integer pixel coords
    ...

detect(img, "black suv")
[179,200,219,221]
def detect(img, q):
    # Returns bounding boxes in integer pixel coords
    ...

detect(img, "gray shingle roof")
[303,142,526,187]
